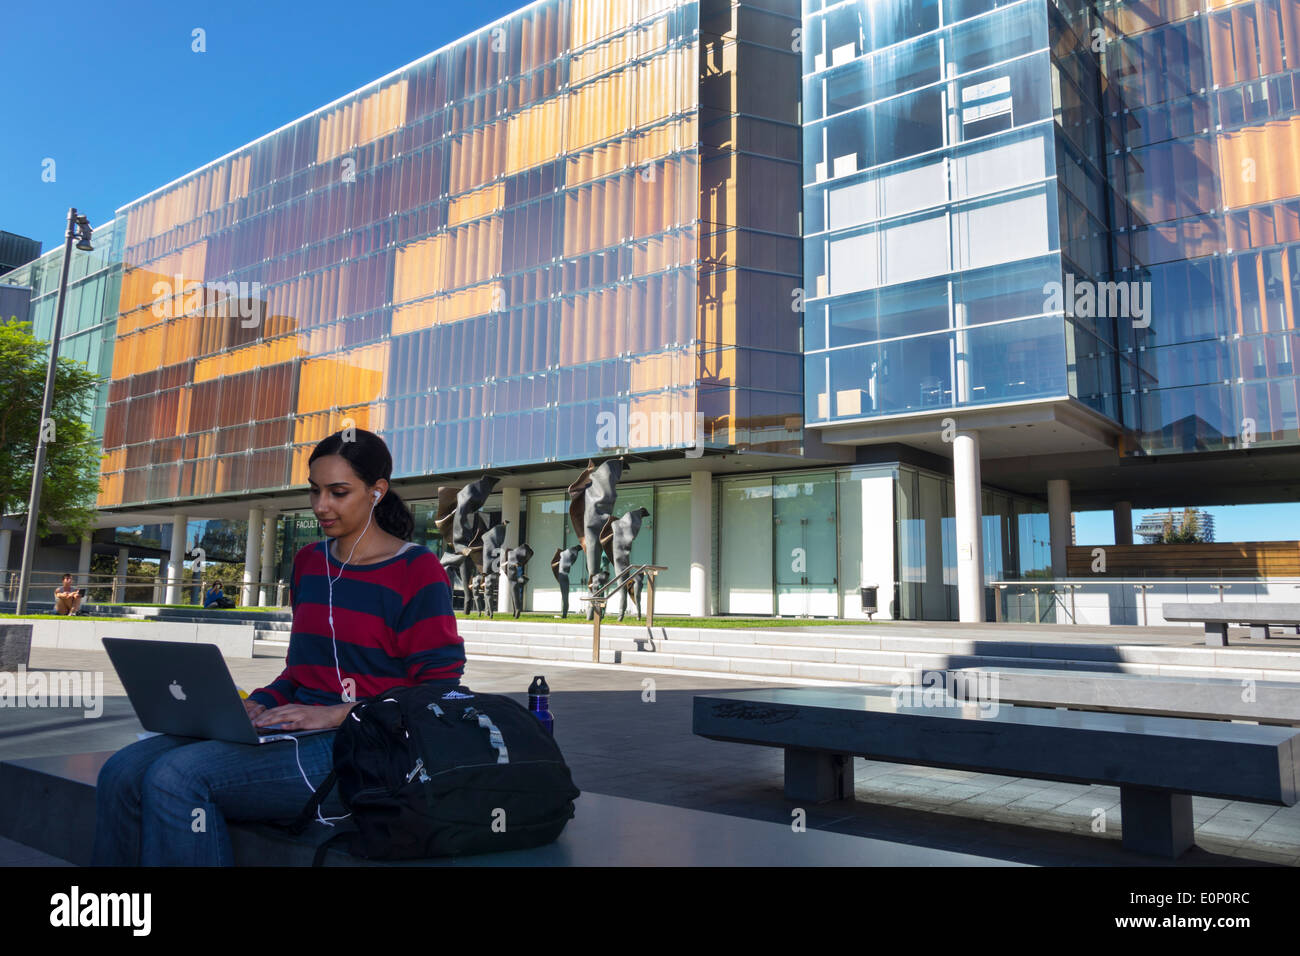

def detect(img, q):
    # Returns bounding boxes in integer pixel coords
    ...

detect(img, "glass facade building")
[801,0,1122,424]
[802,0,1300,457]
[4,0,1299,621]
[1105,0,1300,454]
[9,0,806,513]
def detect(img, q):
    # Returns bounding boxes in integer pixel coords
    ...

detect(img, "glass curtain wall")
[1,221,122,442]
[98,0,704,509]
[802,0,1071,424]
[1103,0,1300,454]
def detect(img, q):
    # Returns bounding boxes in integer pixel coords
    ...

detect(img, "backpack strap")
[312,830,354,867]
[289,768,339,835]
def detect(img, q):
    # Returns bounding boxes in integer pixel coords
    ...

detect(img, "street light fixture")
[15,208,93,615]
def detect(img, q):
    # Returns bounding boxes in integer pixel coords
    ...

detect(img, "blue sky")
[1075,505,1299,545]
[0,0,523,247]
[4,1,1298,542]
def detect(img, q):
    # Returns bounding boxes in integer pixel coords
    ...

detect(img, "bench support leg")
[784,749,852,803]
[1204,623,1227,647]
[1249,625,1269,640]
[1120,786,1193,858]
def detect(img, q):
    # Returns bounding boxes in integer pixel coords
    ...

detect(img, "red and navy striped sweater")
[248,540,465,708]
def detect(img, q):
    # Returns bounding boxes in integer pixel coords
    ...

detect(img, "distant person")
[53,575,82,615]
[204,582,236,609]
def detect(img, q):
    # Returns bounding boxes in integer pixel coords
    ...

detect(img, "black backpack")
[292,683,580,865]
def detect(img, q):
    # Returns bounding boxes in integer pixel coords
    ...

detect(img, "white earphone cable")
[325,490,381,703]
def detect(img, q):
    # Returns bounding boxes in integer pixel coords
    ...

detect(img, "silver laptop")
[102,638,331,745]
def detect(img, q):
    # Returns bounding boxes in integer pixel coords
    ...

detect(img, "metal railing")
[1,570,290,610]
[582,564,667,662]
[988,577,1300,627]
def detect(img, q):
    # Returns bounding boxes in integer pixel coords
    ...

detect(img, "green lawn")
[0,609,866,628]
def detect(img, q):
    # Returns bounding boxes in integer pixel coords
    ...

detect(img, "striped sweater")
[248,540,466,708]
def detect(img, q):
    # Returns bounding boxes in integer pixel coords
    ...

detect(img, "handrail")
[988,577,1300,626]
[582,564,668,662]
[587,564,667,601]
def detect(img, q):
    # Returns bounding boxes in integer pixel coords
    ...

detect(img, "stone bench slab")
[945,667,1300,725]
[693,686,1300,857]
[0,752,1024,868]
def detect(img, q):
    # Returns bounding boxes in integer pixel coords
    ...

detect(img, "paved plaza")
[0,645,1295,866]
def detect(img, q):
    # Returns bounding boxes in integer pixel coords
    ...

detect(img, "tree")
[1160,508,1205,544]
[0,318,102,542]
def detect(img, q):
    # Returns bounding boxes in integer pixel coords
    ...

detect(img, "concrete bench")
[0,751,1024,867]
[693,686,1300,858]
[1163,602,1300,647]
[944,667,1300,726]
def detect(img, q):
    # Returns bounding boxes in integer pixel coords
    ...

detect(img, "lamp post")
[15,207,93,615]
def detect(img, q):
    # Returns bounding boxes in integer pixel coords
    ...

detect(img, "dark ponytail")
[373,489,415,540]
[308,428,415,541]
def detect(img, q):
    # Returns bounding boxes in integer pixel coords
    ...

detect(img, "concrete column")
[259,513,277,606]
[164,514,187,604]
[497,487,521,614]
[690,471,712,617]
[0,529,12,600]
[1047,479,1072,579]
[115,546,130,603]
[953,430,985,623]
[77,532,92,589]
[242,507,263,607]
[1113,500,1134,546]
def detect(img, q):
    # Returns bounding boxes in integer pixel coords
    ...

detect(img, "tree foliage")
[1160,508,1206,544]
[0,318,103,541]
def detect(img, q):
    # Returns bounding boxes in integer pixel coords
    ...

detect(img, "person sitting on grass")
[53,574,82,615]
[204,582,236,609]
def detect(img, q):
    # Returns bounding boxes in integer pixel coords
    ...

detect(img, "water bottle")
[528,675,554,736]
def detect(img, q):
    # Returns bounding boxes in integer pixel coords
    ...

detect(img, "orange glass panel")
[1219,119,1300,208]
[316,81,409,164]
[504,98,566,175]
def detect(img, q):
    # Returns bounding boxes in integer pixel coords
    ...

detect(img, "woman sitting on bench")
[92,429,466,866]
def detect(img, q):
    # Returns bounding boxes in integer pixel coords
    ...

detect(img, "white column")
[859,475,896,620]
[242,507,263,607]
[164,514,187,604]
[115,545,130,603]
[690,471,712,617]
[1113,500,1134,546]
[259,513,277,606]
[497,487,521,614]
[1047,479,1072,579]
[0,529,12,601]
[77,532,92,589]
[953,430,985,623]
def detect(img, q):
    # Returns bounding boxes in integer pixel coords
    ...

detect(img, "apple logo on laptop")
[169,681,187,701]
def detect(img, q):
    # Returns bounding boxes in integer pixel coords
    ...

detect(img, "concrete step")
[248,616,1300,683]
[457,635,1300,684]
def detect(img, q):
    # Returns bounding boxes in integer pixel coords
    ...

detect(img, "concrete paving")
[1,646,1296,866]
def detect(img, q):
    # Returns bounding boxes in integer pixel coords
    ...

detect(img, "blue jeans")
[92,732,347,866]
